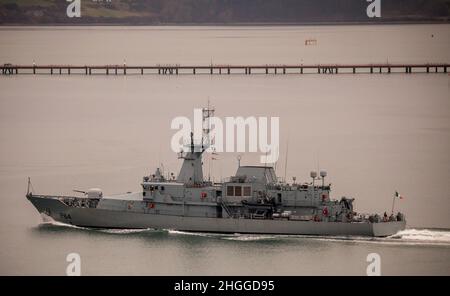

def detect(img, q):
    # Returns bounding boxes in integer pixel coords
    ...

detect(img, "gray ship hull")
[28,195,406,237]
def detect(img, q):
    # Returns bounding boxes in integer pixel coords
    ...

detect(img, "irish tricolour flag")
[395,191,404,200]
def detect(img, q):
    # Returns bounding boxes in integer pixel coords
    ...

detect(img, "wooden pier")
[1,63,448,76]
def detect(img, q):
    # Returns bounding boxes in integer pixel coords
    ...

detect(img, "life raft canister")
[322,207,329,216]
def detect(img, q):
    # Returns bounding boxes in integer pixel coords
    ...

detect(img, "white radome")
[87,188,103,199]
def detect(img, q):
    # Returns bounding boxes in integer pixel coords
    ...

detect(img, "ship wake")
[387,228,450,244]
[165,228,450,246]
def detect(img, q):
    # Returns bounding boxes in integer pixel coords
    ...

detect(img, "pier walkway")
[1,63,448,76]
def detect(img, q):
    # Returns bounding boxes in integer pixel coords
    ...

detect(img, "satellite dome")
[87,188,103,199]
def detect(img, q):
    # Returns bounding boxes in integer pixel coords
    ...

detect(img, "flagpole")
[391,192,396,215]
[27,177,31,197]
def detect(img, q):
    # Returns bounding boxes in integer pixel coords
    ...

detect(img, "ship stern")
[371,221,407,237]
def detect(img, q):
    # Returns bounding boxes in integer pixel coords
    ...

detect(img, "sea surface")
[0,25,449,275]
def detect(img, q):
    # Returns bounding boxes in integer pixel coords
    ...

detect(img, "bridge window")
[235,186,242,196]
[243,186,251,196]
[227,186,234,196]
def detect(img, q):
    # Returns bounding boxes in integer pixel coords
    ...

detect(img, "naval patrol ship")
[26,106,406,237]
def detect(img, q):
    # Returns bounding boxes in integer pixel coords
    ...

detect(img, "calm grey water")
[0,25,449,275]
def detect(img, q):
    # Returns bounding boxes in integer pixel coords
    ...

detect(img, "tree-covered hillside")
[0,0,449,25]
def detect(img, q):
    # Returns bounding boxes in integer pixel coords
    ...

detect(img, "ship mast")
[204,101,215,182]
[202,100,214,151]
[176,103,215,185]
